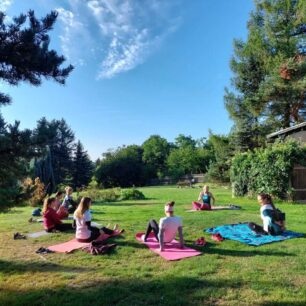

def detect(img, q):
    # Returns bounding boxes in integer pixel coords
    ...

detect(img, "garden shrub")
[21,177,46,206]
[121,188,145,200]
[231,140,306,199]
[80,188,121,202]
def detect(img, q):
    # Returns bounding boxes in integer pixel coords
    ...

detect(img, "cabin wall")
[292,164,306,201]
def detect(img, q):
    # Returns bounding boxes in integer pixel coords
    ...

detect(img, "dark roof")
[267,122,306,139]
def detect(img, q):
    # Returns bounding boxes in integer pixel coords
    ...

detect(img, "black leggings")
[144,219,159,241]
[248,222,268,235]
[90,226,114,236]
[77,226,114,242]
[47,223,73,233]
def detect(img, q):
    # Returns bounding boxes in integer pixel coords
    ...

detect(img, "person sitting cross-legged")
[143,201,184,252]
[192,185,215,210]
[74,197,124,242]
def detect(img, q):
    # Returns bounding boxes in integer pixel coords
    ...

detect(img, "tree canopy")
[225,0,306,151]
[0,10,73,105]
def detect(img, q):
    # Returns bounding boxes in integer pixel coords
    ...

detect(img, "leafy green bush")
[121,188,145,200]
[231,140,306,199]
[80,188,121,202]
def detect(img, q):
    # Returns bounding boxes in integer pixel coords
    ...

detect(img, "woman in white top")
[248,193,285,235]
[143,201,184,252]
[73,197,123,242]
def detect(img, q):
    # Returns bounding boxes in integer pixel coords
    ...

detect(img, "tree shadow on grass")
[195,242,296,257]
[0,259,91,274]
[0,276,301,306]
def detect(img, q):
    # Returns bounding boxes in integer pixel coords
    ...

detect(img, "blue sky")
[1,0,254,160]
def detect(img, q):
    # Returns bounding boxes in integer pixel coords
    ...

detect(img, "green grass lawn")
[0,185,305,306]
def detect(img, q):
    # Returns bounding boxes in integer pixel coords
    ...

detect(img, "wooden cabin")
[267,122,306,201]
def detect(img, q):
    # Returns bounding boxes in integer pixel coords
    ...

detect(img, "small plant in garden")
[80,188,121,202]
[22,178,35,197]
[22,177,46,206]
[88,177,99,189]
[121,188,145,200]
[30,178,46,206]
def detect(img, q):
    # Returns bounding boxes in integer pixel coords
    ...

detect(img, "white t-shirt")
[74,210,92,239]
[260,204,274,220]
[260,204,274,232]
[159,216,182,243]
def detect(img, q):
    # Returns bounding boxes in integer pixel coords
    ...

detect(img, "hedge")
[231,140,306,199]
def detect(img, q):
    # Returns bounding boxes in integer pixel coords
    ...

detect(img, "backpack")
[272,208,286,222]
[83,240,117,255]
[32,208,42,216]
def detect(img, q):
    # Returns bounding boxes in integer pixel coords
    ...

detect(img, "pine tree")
[72,141,93,188]
[0,115,34,202]
[53,119,75,185]
[0,10,73,106]
[34,146,55,195]
[225,0,306,149]
[33,118,75,186]
[0,10,73,204]
[256,0,306,128]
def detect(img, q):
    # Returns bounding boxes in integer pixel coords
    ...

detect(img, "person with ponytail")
[73,197,124,242]
[42,197,73,232]
[142,201,184,252]
[249,193,285,235]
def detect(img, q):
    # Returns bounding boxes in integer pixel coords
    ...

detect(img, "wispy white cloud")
[55,7,87,66]
[88,0,181,79]
[0,0,13,12]
[56,0,182,79]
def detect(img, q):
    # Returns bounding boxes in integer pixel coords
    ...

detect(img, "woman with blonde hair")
[192,185,215,210]
[61,186,77,213]
[42,197,73,232]
[73,197,124,242]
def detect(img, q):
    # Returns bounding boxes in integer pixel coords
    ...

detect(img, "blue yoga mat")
[205,223,304,246]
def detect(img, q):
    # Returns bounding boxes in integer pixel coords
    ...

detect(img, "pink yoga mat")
[48,231,121,253]
[135,232,202,261]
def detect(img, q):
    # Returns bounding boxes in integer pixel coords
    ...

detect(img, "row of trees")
[0,115,93,198]
[95,133,231,187]
[34,118,93,190]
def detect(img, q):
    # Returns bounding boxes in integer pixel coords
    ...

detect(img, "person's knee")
[149,219,157,226]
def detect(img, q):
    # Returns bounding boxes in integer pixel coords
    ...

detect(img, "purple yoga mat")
[136,232,202,261]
